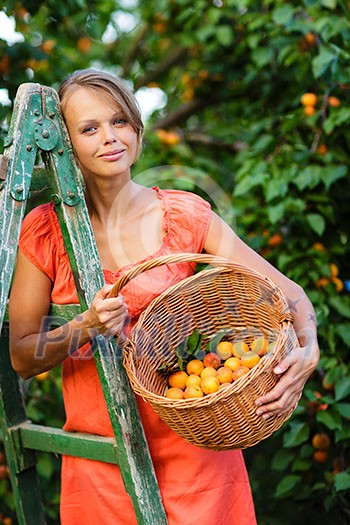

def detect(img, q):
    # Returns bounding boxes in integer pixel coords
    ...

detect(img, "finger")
[273,348,300,375]
[255,368,304,406]
[103,313,129,337]
[95,298,126,315]
[94,284,114,300]
[256,386,303,418]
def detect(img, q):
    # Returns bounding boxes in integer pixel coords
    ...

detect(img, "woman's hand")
[84,284,128,338]
[255,339,320,419]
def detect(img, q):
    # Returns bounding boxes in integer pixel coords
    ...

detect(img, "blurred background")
[0,1,349,524]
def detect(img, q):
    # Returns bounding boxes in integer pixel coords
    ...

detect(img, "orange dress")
[19,187,257,525]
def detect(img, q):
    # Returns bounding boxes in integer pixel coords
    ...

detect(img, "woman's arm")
[204,211,320,418]
[9,250,127,379]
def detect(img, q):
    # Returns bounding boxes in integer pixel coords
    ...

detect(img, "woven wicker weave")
[110,253,298,450]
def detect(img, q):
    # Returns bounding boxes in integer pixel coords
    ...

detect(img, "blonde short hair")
[58,68,144,158]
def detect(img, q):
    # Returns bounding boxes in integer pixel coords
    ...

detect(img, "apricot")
[300,93,317,106]
[232,341,250,358]
[251,337,269,356]
[328,96,341,107]
[224,357,241,371]
[232,366,250,381]
[186,374,202,388]
[304,105,316,116]
[240,351,261,369]
[201,366,217,379]
[201,376,220,395]
[168,370,188,390]
[203,352,221,369]
[216,341,233,360]
[216,366,233,384]
[186,359,204,376]
[166,387,185,399]
[312,433,331,451]
[184,385,204,399]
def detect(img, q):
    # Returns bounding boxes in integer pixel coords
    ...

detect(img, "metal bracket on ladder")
[0,83,167,524]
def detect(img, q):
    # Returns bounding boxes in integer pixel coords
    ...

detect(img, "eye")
[113,117,127,126]
[82,125,97,134]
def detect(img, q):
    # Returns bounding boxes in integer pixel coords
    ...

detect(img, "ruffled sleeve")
[19,202,65,282]
[156,188,212,253]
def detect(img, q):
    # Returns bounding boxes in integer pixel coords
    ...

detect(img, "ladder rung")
[3,303,81,326]
[14,421,119,466]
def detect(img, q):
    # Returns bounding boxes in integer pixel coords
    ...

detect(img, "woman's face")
[63,87,138,183]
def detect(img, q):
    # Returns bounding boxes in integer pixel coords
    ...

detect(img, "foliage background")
[0,1,349,524]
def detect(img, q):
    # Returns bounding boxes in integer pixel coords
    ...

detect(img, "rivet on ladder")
[51,193,61,205]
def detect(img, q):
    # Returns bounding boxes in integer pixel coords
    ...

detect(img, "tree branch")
[121,23,150,78]
[150,89,232,130]
[182,131,246,152]
[134,46,188,90]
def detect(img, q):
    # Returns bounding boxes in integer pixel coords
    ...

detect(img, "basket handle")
[108,253,245,297]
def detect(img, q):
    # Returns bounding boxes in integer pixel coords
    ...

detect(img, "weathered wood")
[3,302,81,325]
[0,83,167,525]
[0,84,40,331]
[40,85,167,524]
[0,332,46,525]
[17,422,119,464]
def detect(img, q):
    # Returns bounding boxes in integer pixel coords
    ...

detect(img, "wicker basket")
[110,253,298,450]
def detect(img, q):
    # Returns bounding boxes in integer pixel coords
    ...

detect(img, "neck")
[84,174,140,225]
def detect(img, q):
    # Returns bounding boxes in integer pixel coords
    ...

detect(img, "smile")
[98,149,126,161]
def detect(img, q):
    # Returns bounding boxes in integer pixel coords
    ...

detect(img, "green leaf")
[329,297,350,318]
[334,471,350,492]
[271,449,294,470]
[37,453,54,479]
[267,202,285,224]
[321,0,337,9]
[265,179,288,202]
[306,213,326,236]
[312,47,337,78]
[252,47,274,68]
[187,329,204,356]
[272,5,294,25]
[294,165,322,191]
[323,108,350,134]
[292,458,312,472]
[335,377,350,402]
[316,408,342,430]
[216,25,233,47]
[275,474,301,498]
[234,171,268,197]
[206,330,227,353]
[322,165,348,189]
[335,402,350,419]
[283,422,310,448]
[336,323,350,345]
[335,426,350,442]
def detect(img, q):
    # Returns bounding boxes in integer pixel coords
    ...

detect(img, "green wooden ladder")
[0,83,167,524]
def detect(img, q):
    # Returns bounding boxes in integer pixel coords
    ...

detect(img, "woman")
[9,69,319,525]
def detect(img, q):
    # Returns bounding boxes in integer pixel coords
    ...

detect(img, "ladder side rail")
[41,86,168,525]
[0,85,41,331]
[0,330,46,525]
[0,84,49,525]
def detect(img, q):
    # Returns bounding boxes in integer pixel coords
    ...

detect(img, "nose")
[101,124,118,145]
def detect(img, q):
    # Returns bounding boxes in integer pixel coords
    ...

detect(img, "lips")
[98,149,126,160]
